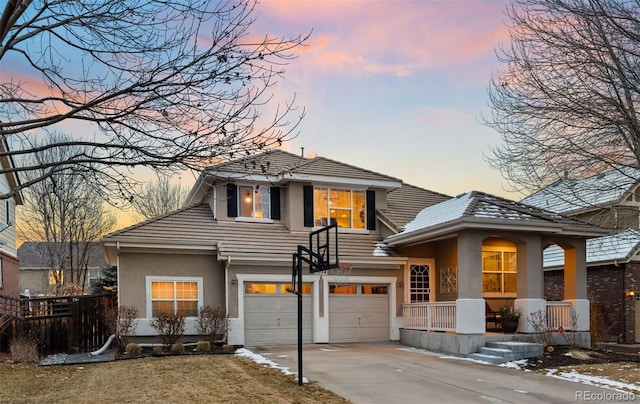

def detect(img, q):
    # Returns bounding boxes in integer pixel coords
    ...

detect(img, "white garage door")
[329,283,390,343]
[244,282,312,346]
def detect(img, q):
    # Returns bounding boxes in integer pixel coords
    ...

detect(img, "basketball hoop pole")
[287,223,340,386]
[287,224,339,387]
[294,246,304,385]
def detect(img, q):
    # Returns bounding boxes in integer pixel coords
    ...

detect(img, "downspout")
[225,256,232,315]
[116,241,121,307]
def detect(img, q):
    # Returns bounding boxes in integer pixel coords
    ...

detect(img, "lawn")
[0,354,350,404]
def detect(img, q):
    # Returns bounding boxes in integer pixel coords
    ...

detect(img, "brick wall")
[544,264,637,343]
[0,253,20,298]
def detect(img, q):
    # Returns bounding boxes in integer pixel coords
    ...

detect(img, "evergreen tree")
[92,266,118,294]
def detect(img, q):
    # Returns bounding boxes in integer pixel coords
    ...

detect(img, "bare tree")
[18,132,117,294]
[484,0,640,196]
[0,0,306,202]
[131,175,190,221]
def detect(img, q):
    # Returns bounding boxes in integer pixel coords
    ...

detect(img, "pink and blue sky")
[253,0,515,199]
[3,0,518,225]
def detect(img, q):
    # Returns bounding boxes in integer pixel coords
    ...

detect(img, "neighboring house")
[522,166,640,229]
[543,228,640,343]
[102,150,609,355]
[18,242,109,295]
[523,168,640,343]
[0,138,22,299]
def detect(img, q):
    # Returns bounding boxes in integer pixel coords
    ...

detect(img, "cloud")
[254,0,510,77]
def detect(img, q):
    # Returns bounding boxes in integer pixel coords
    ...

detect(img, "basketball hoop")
[328,262,353,285]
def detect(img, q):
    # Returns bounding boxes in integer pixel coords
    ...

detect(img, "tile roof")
[387,191,608,245]
[18,242,108,269]
[379,183,451,231]
[205,149,402,185]
[521,166,640,214]
[544,228,640,268]
[102,204,402,263]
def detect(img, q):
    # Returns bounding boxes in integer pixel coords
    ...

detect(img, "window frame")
[237,184,272,221]
[409,263,432,303]
[313,187,366,230]
[146,276,204,318]
[482,246,517,297]
[4,200,10,226]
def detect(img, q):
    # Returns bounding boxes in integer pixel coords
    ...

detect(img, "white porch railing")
[546,302,574,331]
[402,302,456,331]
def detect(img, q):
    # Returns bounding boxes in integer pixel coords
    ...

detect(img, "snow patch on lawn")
[235,348,308,384]
[545,369,640,394]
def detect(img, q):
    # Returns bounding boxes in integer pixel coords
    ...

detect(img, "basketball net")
[328,262,353,285]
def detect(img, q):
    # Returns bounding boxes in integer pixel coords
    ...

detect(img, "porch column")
[514,235,546,333]
[563,241,589,331]
[456,230,485,334]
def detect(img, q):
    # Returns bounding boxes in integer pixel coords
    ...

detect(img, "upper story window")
[239,185,270,219]
[303,186,375,230]
[226,183,281,221]
[313,188,366,229]
[482,247,517,295]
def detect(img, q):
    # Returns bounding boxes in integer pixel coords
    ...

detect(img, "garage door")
[244,282,312,346]
[329,283,389,343]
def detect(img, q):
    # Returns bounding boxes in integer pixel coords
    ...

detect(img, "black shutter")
[270,187,281,220]
[303,185,314,227]
[366,190,376,230]
[227,183,237,218]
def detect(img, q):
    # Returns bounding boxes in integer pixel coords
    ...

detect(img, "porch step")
[478,347,518,362]
[469,341,543,364]
[467,352,508,364]
[487,341,543,359]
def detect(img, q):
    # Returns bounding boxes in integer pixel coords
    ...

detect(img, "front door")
[409,261,433,303]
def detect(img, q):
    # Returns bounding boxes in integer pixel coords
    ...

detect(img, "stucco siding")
[118,251,223,320]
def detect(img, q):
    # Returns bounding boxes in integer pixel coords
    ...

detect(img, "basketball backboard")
[308,223,339,273]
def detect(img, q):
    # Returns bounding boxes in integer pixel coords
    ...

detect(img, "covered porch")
[385,192,610,356]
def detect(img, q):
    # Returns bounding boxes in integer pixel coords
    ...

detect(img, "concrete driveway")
[250,342,619,404]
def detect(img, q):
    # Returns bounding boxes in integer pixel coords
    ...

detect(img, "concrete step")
[478,346,518,362]
[487,341,543,359]
[467,353,508,364]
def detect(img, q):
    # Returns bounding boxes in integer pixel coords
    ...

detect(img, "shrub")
[152,346,163,355]
[170,343,185,355]
[125,343,142,357]
[150,311,185,350]
[104,305,139,349]
[222,344,236,353]
[60,283,84,296]
[196,341,211,353]
[10,335,39,364]
[117,306,139,347]
[197,305,228,344]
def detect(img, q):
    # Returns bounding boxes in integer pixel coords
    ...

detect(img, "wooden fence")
[0,293,116,355]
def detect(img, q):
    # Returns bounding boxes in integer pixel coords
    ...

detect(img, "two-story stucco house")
[103,150,607,354]
[102,150,450,346]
